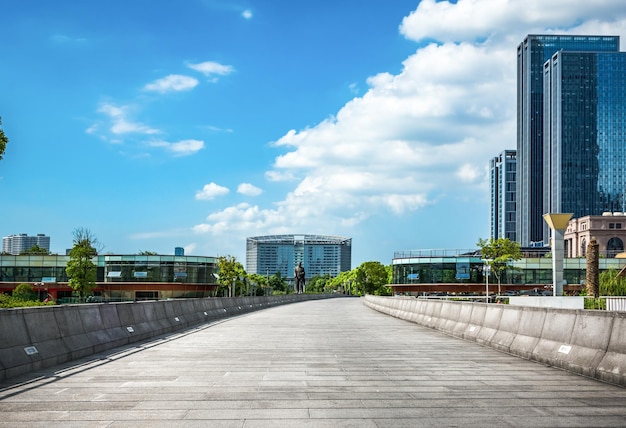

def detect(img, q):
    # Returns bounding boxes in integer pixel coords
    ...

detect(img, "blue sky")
[1,0,625,267]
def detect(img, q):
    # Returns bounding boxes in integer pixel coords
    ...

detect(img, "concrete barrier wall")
[0,294,340,382]
[364,295,626,387]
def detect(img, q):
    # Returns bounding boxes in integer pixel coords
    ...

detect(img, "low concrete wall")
[0,294,340,382]
[364,295,626,387]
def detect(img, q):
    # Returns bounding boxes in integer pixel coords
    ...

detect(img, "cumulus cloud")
[237,183,263,196]
[144,74,199,93]
[148,139,204,156]
[190,0,626,244]
[195,183,230,200]
[96,103,160,136]
[187,61,234,81]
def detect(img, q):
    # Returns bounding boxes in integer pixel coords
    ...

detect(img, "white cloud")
[144,74,199,93]
[188,0,626,250]
[237,183,263,196]
[97,103,160,136]
[187,61,234,80]
[148,139,204,156]
[195,182,230,200]
[242,9,253,20]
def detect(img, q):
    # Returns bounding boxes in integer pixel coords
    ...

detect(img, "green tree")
[307,274,332,294]
[248,273,269,296]
[268,271,288,294]
[328,270,357,294]
[138,250,158,255]
[0,116,8,161]
[13,283,37,301]
[477,237,522,295]
[20,244,50,255]
[217,255,246,296]
[355,261,391,296]
[600,269,626,296]
[66,228,99,301]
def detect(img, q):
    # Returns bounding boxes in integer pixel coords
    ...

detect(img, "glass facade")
[0,254,217,283]
[392,250,626,290]
[490,150,517,241]
[246,235,352,280]
[545,51,626,218]
[516,35,620,247]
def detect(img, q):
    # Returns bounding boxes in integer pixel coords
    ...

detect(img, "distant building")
[0,253,219,302]
[490,150,517,241]
[246,234,352,280]
[2,234,50,255]
[175,247,185,256]
[544,50,626,231]
[565,214,626,258]
[516,34,620,247]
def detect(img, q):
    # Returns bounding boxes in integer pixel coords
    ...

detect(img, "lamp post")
[543,213,573,296]
[482,260,492,303]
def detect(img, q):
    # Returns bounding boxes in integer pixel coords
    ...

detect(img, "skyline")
[1,1,625,266]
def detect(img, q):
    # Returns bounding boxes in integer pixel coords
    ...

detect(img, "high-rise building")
[2,234,51,255]
[516,35,620,246]
[490,150,517,241]
[544,50,626,225]
[246,234,352,280]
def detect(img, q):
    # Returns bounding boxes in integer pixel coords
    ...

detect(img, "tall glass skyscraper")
[246,234,352,281]
[544,50,626,223]
[516,35,620,246]
[490,150,517,241]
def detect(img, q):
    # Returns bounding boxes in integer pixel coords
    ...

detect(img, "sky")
[1,0,626,267]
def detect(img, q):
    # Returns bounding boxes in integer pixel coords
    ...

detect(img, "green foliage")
[307,274,332,293]
[0,116,8,161]
[0,293,55,308]
[66,228,99,300]
[599,269,626,296]
[248,273,269,296]
[20,245,50,255]
[217,255,247,296]
[138,250,158,255]
[477,237,522,293]
[13,283,37,300]
[355,261,391,296]
[268,271,288,293]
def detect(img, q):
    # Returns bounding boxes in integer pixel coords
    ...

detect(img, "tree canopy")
[0,116,8,161]
[66,228,99,300]
[217,255,247,296]
[477,237,522,294]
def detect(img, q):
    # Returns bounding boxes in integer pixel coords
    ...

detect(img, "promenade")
[1,297,626,427]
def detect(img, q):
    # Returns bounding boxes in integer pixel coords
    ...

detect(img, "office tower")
[2,233,51,255]
[516,35,619,246]
[490,150,517,241]
[544,50,626,222]
[246,234,352,280]
[174,247,185,256]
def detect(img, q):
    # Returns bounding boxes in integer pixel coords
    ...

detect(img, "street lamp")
[482,259,492,303]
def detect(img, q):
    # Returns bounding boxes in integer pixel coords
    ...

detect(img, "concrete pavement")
[1,297,626,427]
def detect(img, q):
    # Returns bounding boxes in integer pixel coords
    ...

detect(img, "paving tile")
[1,297,626,427]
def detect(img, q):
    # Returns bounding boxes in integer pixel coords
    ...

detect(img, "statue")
[294,262,305,294]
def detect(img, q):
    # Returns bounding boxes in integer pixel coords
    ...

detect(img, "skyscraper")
[2,234,50,255]
[516,35,620,246]
[246,234,352,280]
[490,150,517,241]
[544,50,626,225]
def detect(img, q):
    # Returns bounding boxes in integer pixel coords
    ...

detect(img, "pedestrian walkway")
[1,297,626,427]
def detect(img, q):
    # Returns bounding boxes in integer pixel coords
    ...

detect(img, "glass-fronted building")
[246,234,351,280]
[0,254,219,302]
[2,234,51,255]
[516,35,620,247]
[544,50,626,219]
[490,150,517,241]
[391,248,626,296]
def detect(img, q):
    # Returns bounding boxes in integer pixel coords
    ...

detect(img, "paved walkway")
[1,298,626,427]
